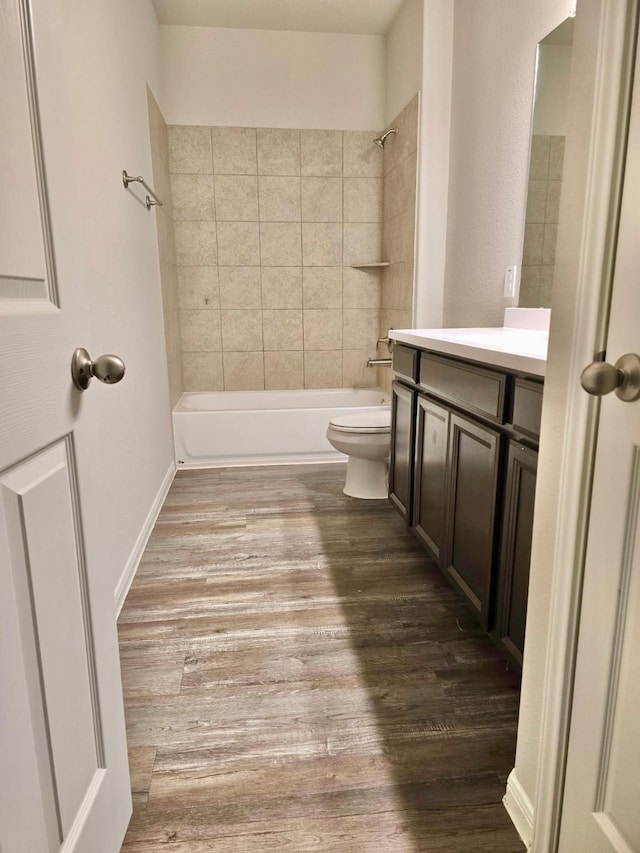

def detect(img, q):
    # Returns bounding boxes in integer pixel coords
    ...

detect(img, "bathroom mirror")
[518,17,574,307]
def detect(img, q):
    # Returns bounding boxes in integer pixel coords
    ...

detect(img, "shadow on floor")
[301,464,523,851]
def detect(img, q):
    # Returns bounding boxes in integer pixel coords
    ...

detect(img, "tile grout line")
[210,126,224,392]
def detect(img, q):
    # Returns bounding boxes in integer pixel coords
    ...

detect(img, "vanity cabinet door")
[443,413,502,629]
[389,380,416,522]
[413,396,449,566]
[493,442,538,667]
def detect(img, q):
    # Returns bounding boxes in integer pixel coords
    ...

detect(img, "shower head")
[373,127,398,148]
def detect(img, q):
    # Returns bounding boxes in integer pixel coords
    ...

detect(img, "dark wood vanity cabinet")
[389,346,419,522]
[389,344,542,667]
[389,381,416,522]
[492,441,538,665]
[413,399,501,629]
[413,397,449,565]
[444,414,501,630]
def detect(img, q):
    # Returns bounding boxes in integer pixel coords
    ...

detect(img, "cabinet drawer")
[418,353,508,423]
[511,378,543,439]
[392,345,418,383]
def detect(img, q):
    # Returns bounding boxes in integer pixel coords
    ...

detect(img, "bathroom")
[2,0,638,851]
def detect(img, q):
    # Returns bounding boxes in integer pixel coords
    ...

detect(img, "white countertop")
[389,327,548,377]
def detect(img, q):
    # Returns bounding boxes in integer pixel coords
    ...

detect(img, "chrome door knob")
[580,353,640,402]
[71,347,126,391]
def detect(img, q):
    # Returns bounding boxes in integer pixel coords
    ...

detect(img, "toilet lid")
[329,409,391,434]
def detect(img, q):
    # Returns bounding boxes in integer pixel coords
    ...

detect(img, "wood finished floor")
[118,464,523,852]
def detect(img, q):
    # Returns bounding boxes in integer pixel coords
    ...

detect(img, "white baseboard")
[503,770,534,851]
[114,461,176,616]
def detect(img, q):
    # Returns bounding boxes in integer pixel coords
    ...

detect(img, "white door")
[558,14,640,852]
[0,1,131,851]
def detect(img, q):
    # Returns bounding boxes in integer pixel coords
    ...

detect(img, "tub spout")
[367,358,392,367]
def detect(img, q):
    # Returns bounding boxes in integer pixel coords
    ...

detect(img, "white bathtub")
[173,388,389,468]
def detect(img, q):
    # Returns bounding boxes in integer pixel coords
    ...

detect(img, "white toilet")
[326,407,391,499]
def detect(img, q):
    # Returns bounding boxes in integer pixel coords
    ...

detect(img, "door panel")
[561,443,640,850]
[1,441,103,837]
[0,0,51,297]
[0,0,67,468]
[0,511,55,853]
[598,467,640,844]
[559,12,640,849]
[0,1,131,850]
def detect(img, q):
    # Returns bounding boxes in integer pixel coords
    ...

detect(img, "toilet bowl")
[326,407,391,499]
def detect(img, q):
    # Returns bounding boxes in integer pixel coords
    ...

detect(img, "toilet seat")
[328,410,391,435]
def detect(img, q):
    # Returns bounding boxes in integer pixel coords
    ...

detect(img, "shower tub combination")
[173,388,389,468]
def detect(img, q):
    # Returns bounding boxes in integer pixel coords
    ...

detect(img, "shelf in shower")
[350,262,390,269]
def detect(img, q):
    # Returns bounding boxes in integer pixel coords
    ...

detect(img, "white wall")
[160,25,385,130]
[385,0,424,125]
[413,0,453,328]
[443,0,574,328]
[55,0,174,599]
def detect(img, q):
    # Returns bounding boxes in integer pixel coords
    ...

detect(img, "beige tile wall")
[147,89,183,407]
[168,125,386,391]
[378,94,420,394]
[519,134,565,308]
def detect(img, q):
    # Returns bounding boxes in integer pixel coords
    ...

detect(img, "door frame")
[513,1,640,849]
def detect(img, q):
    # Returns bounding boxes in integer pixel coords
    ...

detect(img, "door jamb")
[529,1,639,849]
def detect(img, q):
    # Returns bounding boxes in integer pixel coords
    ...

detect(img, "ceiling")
[151,0,407,36]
